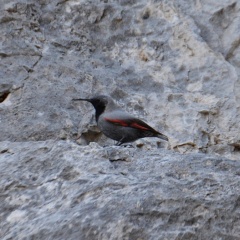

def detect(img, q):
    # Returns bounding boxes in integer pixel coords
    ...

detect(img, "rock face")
[0,0,240,159]
[1,141,240,240]
[1,0,240,239]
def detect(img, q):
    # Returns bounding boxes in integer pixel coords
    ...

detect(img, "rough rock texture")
[0,0,240,159]
[1,0,240,239]
[1,141,240,240]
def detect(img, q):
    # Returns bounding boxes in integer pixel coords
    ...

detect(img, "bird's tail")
[157,133,169,141]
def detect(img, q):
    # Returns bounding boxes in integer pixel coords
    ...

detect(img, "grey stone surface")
[1,0,240,239]
[1,141,240,240]
[0,0,239,159]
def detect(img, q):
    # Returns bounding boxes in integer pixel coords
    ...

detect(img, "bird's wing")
[104,116,160,134]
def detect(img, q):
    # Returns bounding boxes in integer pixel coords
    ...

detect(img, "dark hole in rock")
[0,149,9,154]
[0,91,10,103]
[233,145,240,152]
[230,142,240,152]
[142,10,150,20]
[0,84,12,103]
[82,131,102,144]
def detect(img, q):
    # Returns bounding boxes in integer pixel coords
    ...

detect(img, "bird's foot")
[123,144,134,148]
[115,142,134,148]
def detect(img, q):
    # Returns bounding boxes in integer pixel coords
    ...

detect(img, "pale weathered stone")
[1,0,240,239]
[0,141,240,240]
[0,0,239,159]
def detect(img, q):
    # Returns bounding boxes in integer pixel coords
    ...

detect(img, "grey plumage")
[73,95,168,145]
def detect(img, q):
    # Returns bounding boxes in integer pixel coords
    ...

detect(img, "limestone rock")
[1,0,240,238]
[0,0,239,159]
[0,141,240,239]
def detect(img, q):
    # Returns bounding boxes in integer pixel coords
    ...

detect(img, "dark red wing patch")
[104,117,128,127]
[104,117,159,134]
[130,122,149,130]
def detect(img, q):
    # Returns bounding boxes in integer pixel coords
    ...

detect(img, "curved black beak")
[72,98,91,102]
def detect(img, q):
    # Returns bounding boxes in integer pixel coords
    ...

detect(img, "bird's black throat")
[95,105,105,121]
[89,99,106,122]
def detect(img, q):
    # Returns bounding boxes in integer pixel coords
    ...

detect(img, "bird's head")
[87,95,110,110]
[72,95,113,121]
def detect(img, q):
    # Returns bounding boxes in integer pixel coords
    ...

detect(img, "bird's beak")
[72,98,91,102]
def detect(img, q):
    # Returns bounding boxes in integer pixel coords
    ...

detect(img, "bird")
[73,95,168,145]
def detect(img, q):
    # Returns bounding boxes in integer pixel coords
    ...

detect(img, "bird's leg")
[115,141,123,146]
[115,137,125,146]
[115,141,134,148]
[123,143,134,148]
